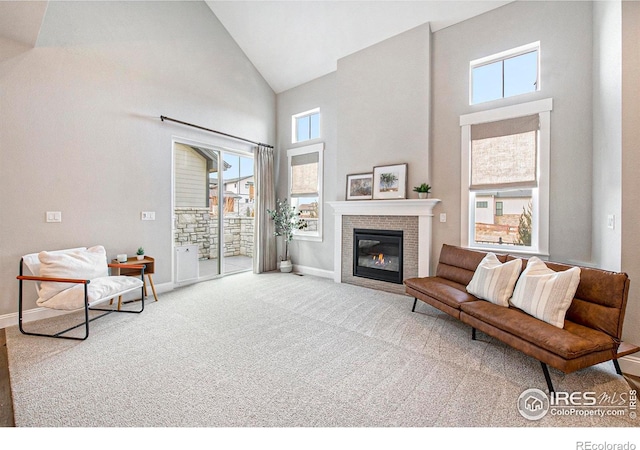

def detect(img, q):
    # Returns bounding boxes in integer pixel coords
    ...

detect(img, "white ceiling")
[206,1,512,93]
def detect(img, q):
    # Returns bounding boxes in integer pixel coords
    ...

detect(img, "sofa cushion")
[460,301,617,360]
[466,253,522,307]
[510,257,581,328]
[405,276,479,310]
[38,246,110,302]
[36,276,144,311]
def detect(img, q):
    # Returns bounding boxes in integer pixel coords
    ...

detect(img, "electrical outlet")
[440,213,447,223]
[46,211,62,223]
[141,211,156,221]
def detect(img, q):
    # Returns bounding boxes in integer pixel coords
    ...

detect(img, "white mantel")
[327,199,440,284]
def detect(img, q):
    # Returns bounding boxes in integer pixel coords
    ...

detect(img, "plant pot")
[280,259,293,273]
[418,192,429,199]
[137,255,144,260]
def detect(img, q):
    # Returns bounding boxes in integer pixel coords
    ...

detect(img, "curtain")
[253,145,277,273]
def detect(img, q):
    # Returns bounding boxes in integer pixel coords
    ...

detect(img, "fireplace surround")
[328,199,440,294]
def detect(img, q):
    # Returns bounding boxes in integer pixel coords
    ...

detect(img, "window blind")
[290,152,319,197]
[470,114,539,190]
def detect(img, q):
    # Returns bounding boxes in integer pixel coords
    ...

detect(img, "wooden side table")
[112,256,158,302]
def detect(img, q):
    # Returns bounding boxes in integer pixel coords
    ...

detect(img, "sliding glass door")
[173,140,254,284]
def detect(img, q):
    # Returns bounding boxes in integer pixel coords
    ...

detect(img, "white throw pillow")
[466,253,522,307]
[510,257,581,328]
[38,246,109,302]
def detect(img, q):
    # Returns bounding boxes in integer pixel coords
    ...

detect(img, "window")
[461,98,552,255]
[288,143,323,241]
[292,108,320,143]
[471,42,539,104]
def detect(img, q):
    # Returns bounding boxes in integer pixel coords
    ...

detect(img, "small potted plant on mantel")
[267,199,308,273]
[413,183,432,199]
[136,247,145,261]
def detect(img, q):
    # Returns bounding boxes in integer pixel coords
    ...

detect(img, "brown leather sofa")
[404,244,639,392]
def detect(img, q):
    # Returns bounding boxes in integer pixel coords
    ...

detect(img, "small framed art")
[346,173,373,200]
[372,163,407,200]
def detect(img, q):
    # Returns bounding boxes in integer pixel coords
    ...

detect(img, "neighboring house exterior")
[475,192,532,245]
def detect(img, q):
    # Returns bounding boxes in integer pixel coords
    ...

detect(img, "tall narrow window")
[471,42,539,104]
[292,108,320,143]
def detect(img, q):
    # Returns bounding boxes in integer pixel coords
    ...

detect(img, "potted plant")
[136,247,145,261]
[413,183,432,199]
[267,199,307,272]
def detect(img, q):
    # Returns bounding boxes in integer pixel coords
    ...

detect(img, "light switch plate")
[607,214,615,230]
[46,211,62,223]
[141,211,156,221]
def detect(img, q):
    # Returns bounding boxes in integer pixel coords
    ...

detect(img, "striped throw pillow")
[510,257,581,328]
[466,253,522,307]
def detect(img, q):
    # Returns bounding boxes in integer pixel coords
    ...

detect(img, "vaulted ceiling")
[0,1,511,93]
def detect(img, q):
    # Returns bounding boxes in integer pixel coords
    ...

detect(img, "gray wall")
[592,0,622,272]
[0,1,275,316]
[337,23,431,197]
[621,1,640,356]
[431,1,594,269]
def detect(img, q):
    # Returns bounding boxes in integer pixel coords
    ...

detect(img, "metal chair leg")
[411,298,418,312]
[541,362,555,393]
[613,359,623,375]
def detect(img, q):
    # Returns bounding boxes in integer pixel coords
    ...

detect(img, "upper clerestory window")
[470,42,540,105]
[292,108,320,143]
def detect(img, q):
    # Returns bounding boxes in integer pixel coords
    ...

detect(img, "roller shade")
[470,114,539,190]
[290,152,319,197]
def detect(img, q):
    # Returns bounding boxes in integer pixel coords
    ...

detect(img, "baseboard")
[0,307,68,330]
[292,264,334,279]
[619,354,640,377]
[0,281,176,330]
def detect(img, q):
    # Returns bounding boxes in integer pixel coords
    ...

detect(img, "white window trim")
[292,107,320,144]
[469,41,540,105]
[287,142,324,242]
[460,98,552,257]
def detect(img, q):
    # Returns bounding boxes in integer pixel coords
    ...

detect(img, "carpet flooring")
[4,272,637,427]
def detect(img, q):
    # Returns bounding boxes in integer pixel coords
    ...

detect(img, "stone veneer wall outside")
[175,207,254,259]
[342,215,418,295]
[222,217,254,257]
[175,207,212,260]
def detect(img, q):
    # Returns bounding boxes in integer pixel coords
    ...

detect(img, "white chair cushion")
[509,256,581,328]
[38,246,109,302]
[466,253,522,307]
[37,276,144,310]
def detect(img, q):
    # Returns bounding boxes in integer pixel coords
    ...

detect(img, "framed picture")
[373,163,407,200]
[346,173,373,200]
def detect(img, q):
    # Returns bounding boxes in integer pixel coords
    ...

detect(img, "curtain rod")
[160,115,274,149]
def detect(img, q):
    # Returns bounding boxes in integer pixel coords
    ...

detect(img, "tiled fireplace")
[327,199,440,295]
